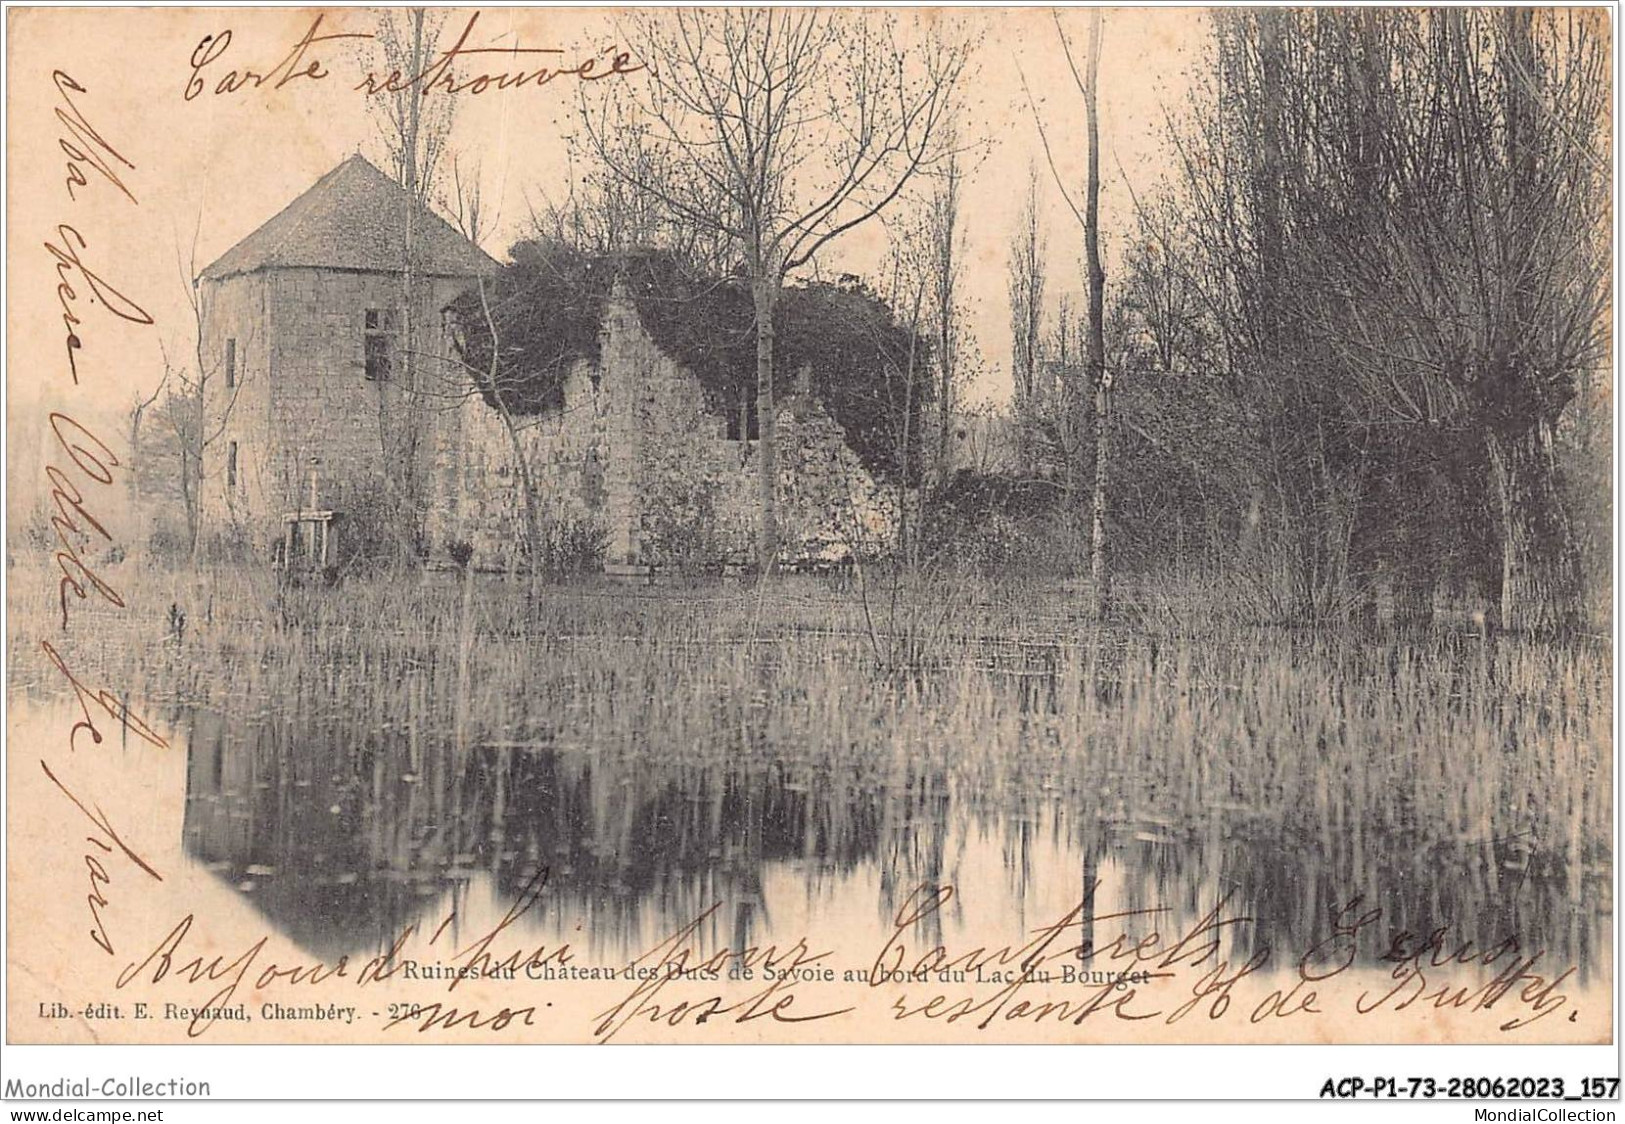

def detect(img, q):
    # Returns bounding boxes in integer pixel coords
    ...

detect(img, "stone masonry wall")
[424,361,615,569]
[428,295,898,573]
[199,272,274,548]
[205,267,474,559]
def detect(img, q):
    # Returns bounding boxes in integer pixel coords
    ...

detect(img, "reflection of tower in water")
[180,710,886,959]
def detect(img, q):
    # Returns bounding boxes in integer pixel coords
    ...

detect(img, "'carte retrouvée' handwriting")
[53,72,136,204]
[39,760,162,957]
[45,225,153,384]
[185,16,372,101]
[183,12,645,103]
[355,12,645,96]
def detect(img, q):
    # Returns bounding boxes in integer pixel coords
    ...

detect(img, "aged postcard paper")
[4,4,1613,1057]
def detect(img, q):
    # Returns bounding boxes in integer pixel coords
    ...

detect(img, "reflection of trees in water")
[1213,836,1605,981]
[1079,822,1605,982]
[182,688,1607,976]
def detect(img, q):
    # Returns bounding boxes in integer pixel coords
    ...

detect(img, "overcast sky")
[9,6,1206,439]
[405,7,1206,405]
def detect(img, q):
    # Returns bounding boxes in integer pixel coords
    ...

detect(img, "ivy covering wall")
[446,242,931,482]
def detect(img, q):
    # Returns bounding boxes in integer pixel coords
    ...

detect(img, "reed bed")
[8,561,1611,966]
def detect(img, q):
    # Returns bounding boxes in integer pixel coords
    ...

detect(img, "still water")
[177,704,1611,984]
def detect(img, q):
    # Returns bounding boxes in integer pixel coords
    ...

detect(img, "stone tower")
[196,154,496,560]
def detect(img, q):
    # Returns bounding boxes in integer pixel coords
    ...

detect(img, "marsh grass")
[8,560,1611,965]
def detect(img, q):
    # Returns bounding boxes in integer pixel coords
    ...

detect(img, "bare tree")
[1007,167,1046,436]
[1118,203,1206,379]
[546,98,705,263]
[1043,290,1090,493]
[880,223,931,560]
[369,7,461,563]
[1168,8,1609,629]
[448,277,546,591]
[926,145,967,487]
[1078,13,1109,617]
[1372,9,1606,631]
[126,373,168,521]
[1022,13,1109,612]
[369,8,454,211]
[1050,291,1075,369]
[847,215,964,673]
[153,231,252,561]
[582,9,972,571]
[535,122,737,281]
[443,153,499,251]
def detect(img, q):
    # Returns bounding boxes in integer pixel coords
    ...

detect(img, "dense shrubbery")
[445,241,612,415]
[921,471,1072,572]
[524,516,609,577]
[1149,9,1608,631]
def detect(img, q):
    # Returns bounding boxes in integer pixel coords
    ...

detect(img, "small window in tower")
[224,338,237,388]
[227,441,239,489]
[364,308,399,381]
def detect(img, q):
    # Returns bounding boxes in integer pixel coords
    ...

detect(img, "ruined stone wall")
[424,361,615,570]
[428,295,897,573]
